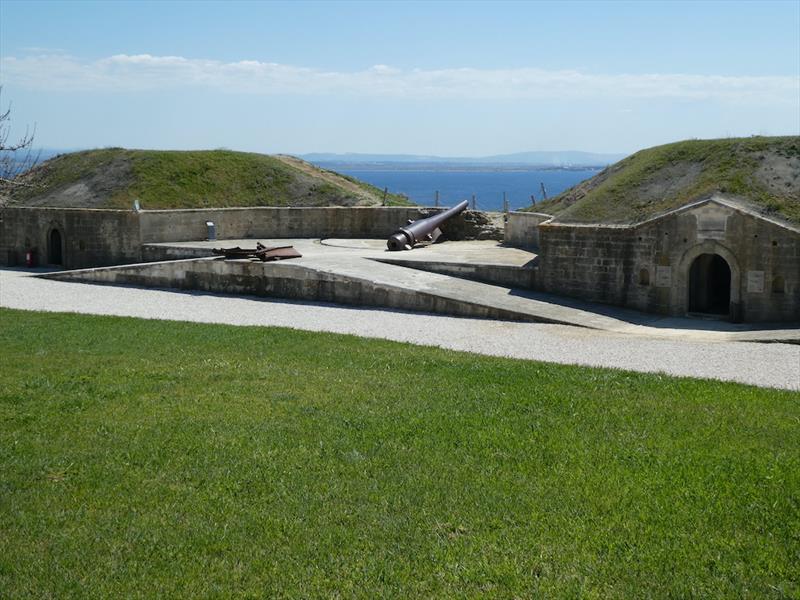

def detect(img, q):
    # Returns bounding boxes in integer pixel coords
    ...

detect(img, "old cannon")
[387,199,469,251]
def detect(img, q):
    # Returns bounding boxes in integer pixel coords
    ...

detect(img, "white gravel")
[2,268,798,391]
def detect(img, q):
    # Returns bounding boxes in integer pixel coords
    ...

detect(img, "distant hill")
[527,136,800,226]
[3,148,413,209]
[302,150,626,168]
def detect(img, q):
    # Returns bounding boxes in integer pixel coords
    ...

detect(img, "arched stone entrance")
[677,241,742,322]
[48,228,64,265]
[688,253,731,315]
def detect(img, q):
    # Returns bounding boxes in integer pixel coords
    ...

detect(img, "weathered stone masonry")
[0,205,500,270]
[2,197,797,323]
[0,207,141,270]
[531,197,800,322]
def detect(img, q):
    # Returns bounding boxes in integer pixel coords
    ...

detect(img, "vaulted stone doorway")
[48,228,64,265]
[688,253,731,316]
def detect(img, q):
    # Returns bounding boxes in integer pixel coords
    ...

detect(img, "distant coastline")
[300,149,626,167]
[312,162,607,173]
[328,165,600,211]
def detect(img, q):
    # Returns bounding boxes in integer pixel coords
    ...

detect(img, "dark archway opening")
[689,253,731,315]
[48,229,63,265]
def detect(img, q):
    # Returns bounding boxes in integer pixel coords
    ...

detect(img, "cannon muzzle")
[387,200,469,251]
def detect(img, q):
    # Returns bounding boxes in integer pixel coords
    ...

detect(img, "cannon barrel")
[387,200,469,251]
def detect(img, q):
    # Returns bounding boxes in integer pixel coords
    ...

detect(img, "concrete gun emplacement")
[387,199,469,251]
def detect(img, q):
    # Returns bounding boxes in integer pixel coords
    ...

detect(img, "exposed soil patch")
[12,152,135,208]
[635,162,703,202]
[275,155,378,205]
[755,150,800,198]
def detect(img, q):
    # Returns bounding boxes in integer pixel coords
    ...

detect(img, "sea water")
[330,167,599,211]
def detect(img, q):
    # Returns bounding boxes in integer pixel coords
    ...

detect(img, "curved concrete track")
[1,268,798,390]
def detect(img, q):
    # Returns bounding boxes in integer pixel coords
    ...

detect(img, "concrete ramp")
[37,238,800,342]
[39,256,590,326]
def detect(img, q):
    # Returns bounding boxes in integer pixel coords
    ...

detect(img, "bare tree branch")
[0,87,40,194]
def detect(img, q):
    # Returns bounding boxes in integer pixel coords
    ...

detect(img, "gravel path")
[2,268,798,391]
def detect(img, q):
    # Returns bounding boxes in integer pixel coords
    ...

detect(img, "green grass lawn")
[1,309,798,598]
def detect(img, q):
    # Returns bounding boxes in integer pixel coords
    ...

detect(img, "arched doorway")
[48,228,63,265]
[688,253,731,315]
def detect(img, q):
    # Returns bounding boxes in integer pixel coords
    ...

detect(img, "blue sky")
[1,0,798,155]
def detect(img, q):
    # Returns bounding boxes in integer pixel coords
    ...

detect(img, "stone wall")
[504,212,553,249]
[536,200,800,322]
[4,200,795,322]
[537,224,637,306]
[139,207,500,243]
[45,258,532,322]
[0,205,501,269]
[138,207,424,243]
[687,209,799,322]
[0,207,141,269]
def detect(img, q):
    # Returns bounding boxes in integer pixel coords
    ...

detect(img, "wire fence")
[417,186,550,212]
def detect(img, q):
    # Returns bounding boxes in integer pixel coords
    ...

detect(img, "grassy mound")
[1,309,798,597]
[6,148,413,209]
[528,136,800,225]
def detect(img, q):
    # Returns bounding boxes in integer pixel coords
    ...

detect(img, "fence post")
[471,194,476,210]
[435,190,440,208]
[503,191,509,214]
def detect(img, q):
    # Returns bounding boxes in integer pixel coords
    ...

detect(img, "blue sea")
[330,167,600,211]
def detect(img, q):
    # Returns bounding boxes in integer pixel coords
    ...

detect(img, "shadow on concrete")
[1,266,66,275]
[506,287,798,334]
[33,276,519,324]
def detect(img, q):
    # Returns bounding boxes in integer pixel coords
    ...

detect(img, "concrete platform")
[41,238,800,343]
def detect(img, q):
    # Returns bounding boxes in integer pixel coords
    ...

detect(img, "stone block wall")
[138,207,501,244]
[537,224,640,306]
[0,205,501,269]
[537,202,800,322]
[0,207,141,269]
[137,207,428,243]
[722,213,799,322]
[505,212,553,249]
[3,200,794,322]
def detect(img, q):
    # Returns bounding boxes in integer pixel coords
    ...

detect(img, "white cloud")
[2,52,798,103]
[19,46,66,54]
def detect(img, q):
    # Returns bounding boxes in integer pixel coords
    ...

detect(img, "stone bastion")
[1,200,797,323]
